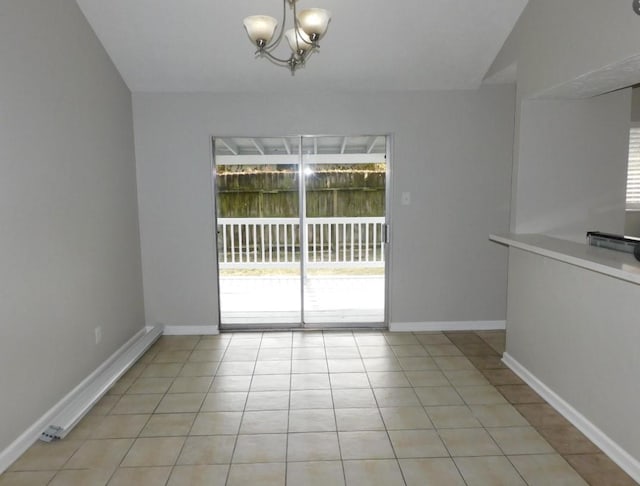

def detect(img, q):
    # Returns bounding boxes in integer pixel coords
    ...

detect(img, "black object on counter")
[587,231,640,257]
[635,244,640,262]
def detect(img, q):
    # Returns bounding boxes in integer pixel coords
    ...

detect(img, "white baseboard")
[162,325,219,335]
[502,353,640,483]
[0,326,160,474]
[389,320,506,332]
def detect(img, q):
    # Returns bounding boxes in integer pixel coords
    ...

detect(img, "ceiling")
[75,0,528,94]
[216,136,386,156]
[215,136,387,166]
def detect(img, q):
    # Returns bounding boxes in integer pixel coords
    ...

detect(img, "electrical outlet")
[95,326,102,344]
[401,192,411,206]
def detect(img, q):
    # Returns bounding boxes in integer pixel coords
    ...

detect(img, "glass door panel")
[302,135,387,325]
[215,137,302,328]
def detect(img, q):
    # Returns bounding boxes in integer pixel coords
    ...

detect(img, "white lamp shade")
[285,28,313,52]
[297,8,331,39]
[243,15,278,45]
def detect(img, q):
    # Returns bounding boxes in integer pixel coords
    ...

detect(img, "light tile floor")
[1,330,637,485]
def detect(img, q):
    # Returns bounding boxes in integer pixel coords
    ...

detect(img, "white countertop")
[490,233,640,285]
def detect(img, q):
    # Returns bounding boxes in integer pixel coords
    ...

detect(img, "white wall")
[132,87,515,329]
[0,0,144,453]
[513,91,631,241]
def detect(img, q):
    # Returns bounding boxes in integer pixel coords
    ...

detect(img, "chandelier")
[243,0,331,74]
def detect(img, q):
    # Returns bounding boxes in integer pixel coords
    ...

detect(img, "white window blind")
[627,127,640,210]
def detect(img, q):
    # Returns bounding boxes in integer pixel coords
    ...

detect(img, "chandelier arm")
[261,51,302,75]
[258,48,296,66]
[264,0,288,51]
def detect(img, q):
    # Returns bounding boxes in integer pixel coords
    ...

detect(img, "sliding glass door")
[301,136,387,325]
[214,137,302,327]
[214,135,388,329]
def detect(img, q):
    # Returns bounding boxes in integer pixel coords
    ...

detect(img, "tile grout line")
[323,329,348,486]
[222,331,260,486]
[179,334,231,485]
[451,331,585,486]
[7,330,629,485]
[361,332,408,486]
[45,339,167,485]
[446,332,529,486]
[283,332,294,486]
[160,335,208,486]
[92,337,182,484]
[127,335,198,484]
[412,332,471,486]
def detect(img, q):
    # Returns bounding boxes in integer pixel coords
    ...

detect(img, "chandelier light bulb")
[242,1,330,74]
[297,8,331,41]
[243,15,278,46]
[285,28,313,54]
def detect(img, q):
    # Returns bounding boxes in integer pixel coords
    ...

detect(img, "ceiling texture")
[75,0,528,94]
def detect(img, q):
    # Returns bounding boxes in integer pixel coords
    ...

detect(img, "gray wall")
[132,87,515,328]
[510,0,640,98]
[493,1,640,474]
[495,1,638,241]
[626,88,640,236]
[626,211,640,237]
[506,247,640,462]
[0,0,144,453]
[631,87,640,123]
[513,91,631,241]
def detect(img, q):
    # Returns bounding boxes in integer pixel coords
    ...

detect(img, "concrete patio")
[219,274,385,327]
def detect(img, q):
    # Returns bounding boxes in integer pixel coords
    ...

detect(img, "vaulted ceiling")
[76,0,527,93]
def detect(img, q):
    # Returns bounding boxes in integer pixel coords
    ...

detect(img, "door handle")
[383,224,390,244]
